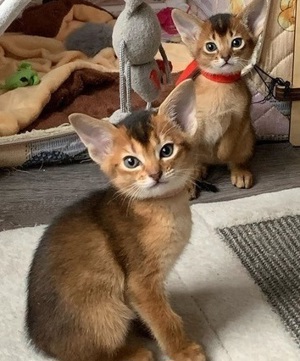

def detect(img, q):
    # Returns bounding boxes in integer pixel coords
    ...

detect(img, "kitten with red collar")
[172,0,267,190]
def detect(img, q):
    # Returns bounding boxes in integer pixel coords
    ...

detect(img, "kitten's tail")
[196,180,219,193]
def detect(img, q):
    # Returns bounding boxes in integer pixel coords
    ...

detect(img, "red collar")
[176,59,241,86]
[176,60,200,86]
[201,69,241,83]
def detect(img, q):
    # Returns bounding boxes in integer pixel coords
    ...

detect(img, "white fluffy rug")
[1,188,300,361]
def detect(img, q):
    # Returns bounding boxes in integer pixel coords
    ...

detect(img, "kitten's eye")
[231,37,244,49]
[123,156,140,168]
[205,42,218,52]
[160,143,174,158]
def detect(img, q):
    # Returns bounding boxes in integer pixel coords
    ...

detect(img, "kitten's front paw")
[172,343,206,361]
[231,169,253,189]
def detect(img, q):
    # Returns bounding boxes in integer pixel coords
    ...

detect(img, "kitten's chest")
[195,77,249,144]
[139,195,192,276]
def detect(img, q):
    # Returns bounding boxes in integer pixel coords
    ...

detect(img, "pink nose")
[150,171,162,182]
[222,55,230,62]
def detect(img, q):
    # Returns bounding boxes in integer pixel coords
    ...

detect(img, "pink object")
[157,7,178,35]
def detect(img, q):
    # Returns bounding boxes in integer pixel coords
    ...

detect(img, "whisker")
[111,183,138,206]
[126,187,140,215]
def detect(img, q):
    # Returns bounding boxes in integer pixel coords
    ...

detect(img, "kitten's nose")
[150,171,162,182]
[222,55,231,63]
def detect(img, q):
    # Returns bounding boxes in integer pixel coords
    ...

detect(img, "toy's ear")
[69,113,116,164]
[172,9,203,57]
[237,0,268,38]
[158,79,197,137]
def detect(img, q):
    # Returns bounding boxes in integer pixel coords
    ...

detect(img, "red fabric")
[201,69,241,83]
[175,60,199,86]
[176,60,241,85]
[157,7,178,35]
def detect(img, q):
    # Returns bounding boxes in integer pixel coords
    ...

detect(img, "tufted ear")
[158,79,197,137]
[69,113,116,164]
[238,0,268,38]
[172,9,203,57]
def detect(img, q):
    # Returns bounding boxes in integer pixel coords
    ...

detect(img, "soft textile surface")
[246,0,295,93]
[0,53,118,136]
[7,0,116,39]
[1,188,300,361]
[23,72,179,132]
[0,2,118,137]
[0,0,191,137]
[0,34,189,136]
[219,214,300,347]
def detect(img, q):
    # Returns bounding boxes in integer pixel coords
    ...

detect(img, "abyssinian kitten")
[26,79,206,361]
[172,0,267,189]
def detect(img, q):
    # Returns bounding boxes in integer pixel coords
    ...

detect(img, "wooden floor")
[1,142,300,231]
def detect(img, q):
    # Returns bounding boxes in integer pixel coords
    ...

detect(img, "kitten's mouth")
[221,62,232,68]
[150,180,168,188]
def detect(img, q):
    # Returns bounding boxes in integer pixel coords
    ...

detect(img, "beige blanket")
[0,34,190,137]
[0,0,118,137]
[0,34,118,136]
[0,0,192,137]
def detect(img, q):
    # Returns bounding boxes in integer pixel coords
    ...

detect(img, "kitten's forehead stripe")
[209,13,232,36]
[118,110,153,145]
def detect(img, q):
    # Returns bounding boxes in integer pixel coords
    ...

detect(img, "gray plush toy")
[65,23,113,57]
[110,0,171,123]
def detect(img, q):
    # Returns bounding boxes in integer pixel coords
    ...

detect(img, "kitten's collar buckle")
[176,60,241,85]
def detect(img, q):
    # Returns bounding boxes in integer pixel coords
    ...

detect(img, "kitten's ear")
[238,0,268,38]
[158,79,197,137]
[69,113,116,164]
[172,9,203,56]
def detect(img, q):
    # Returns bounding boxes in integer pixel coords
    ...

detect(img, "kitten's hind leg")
[112,334,154,361]
[229,163,253,189]
[113,346,154,361]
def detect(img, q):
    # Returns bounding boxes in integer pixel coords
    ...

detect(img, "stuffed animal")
[111,0,171,123]
[65,23,114,57]
[0,62,40,91]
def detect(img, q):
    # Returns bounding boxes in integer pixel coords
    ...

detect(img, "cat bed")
[0,0,293,168]
[0,70,176,168]
[0,0,189,168]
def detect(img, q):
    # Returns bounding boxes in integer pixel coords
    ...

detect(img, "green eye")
[231,37,244,49]
[160,143,174,158]
[205,42,218,52]
[123,156,140,168]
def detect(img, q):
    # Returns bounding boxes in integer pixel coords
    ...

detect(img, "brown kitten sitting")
[26,80,206,361]
[172,0,267,189]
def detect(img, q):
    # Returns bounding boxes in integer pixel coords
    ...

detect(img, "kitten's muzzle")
[221,55,231,62]
[150,171,163,182]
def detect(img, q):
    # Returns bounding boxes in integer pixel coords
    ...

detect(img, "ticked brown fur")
[26,80,206,361]
[172,0,267,189]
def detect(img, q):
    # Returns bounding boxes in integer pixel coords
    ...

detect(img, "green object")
[0,62,40,91]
